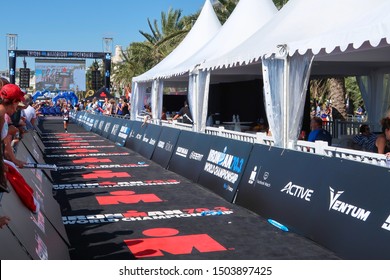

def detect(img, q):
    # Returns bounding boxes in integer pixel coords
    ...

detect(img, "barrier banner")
[77,111,88,128]
[31,130,46,152]
[168,130,214,182]
[91,114,102,133]
[15,143,70,245]
[0,186,70,259]
[20,132,53,181]
[235,144,390,259]
[69,110,85,125]
[83,113,97,132]
[0,223,32,259]
[108,117,125,142]
[151,126,181,169]
[94,116,106,135]
[125,121,147,152]
[100,116,114,139]
[115,120,133,147]
[197,137,253,202]
[138,123,162,159]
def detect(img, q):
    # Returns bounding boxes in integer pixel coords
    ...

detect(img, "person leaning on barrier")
[172,100,193,124]
[0,84,27,168]
[121,98,130,117]
[352,124,377,152]
[0,215,10,228]
[0,78,10,192]
[308,116,332,145]
[374,118,390,156]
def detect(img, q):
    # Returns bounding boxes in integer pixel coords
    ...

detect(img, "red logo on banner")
[73,158,112,164]
[124,228,227,258]
[66,148,99,153]
[122,210,148,218]
[58,138,78,141]
[82,170,131,179]
[96,190,162,205]
[62,142,90,146]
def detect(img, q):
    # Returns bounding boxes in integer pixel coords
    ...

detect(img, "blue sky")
[1,0,208,71]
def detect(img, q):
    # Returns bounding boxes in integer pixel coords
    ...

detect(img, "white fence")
[96,113,389,168]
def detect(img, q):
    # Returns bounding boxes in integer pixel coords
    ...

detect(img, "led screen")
[35,59,86,91]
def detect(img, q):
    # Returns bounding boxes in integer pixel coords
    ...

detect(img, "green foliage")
[345,76,363,110]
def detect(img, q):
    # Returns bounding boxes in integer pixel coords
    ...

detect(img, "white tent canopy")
[162,0,278,78]
[132,0,390,148]
[132,0,221,83]
[201,0,390,70]
[131,0,221,121]
[167,0,278,132]
[197,0,390,147]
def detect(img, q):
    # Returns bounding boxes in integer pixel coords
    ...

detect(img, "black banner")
[0,186,70,259]
[236,144,390,259]
[197,137,253,202]
[94,116,106,135]
[83,113,96,132]
[115,120,134,147]
[138,123,162,159]
[125,121,147,153]
[168,131,214,182]
[108,117,125,142]
[101,117,114,139]
[0,225,31,259]
[20,132,52,181]
[12,50,108,59]
[151,126,181,169]
[15,143,70,245]
[31,130,46,152]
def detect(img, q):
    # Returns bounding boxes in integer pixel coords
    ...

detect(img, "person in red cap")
[0,84,26,168]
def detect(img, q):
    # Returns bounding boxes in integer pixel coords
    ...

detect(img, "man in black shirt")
[172,100,193,124]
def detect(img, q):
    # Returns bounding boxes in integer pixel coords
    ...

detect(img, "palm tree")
[213,0,239,23]
[139,8,190,65]
[328,77,347,120]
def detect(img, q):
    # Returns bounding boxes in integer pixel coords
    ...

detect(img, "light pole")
[6,34,18,82]
[102,37,113,94]
[102,37,113,53]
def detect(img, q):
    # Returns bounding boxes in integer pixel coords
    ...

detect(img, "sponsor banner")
[53,179,181,190]
[115,120,133,147]
[93,116,106,135]
[101,116,114,139]
[236,145,321,231]
[40,134,98,139]
[45,145,115,150]
[107,117,126,142]
[62,206,233,225]
[236,144,390,259]
[168,131,214,182]
[46,152,131,158]
[124,226,229,258]
[197,137,253,203]
[42,139,105,144]
[82,111,97,131]
[56,162,149,171]
[125,121,147,153]
[151,126,181,169]
[138,123,162,159]
[15,143,70,245]
[0,185,70,259]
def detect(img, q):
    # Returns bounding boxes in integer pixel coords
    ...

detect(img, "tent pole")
[283,56,289,149]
